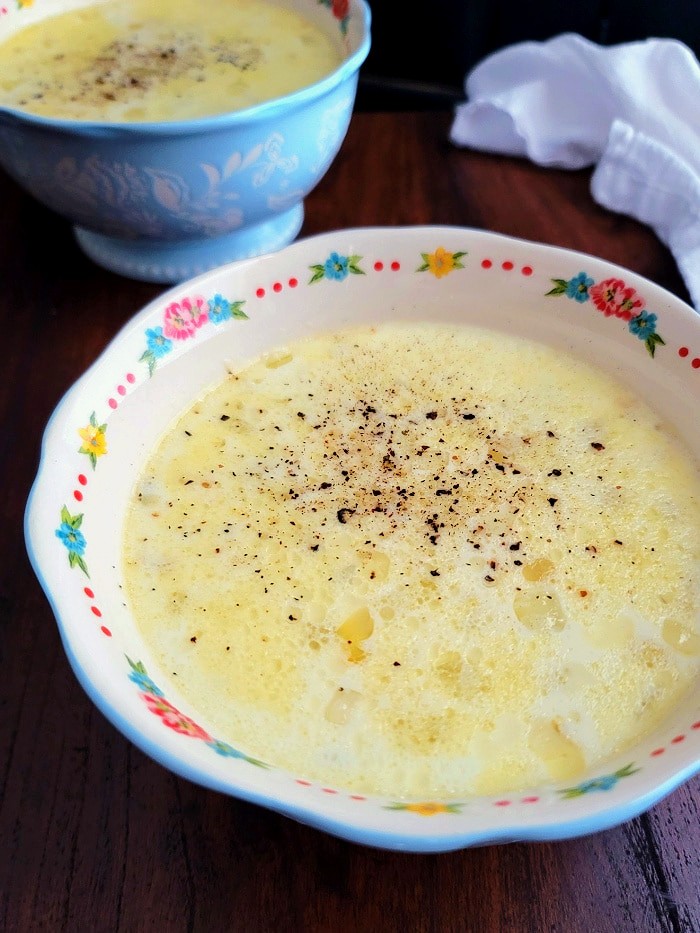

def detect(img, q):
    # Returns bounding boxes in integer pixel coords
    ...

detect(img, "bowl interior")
[26,226,700,851]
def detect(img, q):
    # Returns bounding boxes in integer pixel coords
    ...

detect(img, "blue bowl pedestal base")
[73,204,305,284]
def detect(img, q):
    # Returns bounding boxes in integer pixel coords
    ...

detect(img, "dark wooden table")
[1,111,698,933]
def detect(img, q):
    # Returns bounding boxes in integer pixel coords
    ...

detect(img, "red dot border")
[294,778,367,801]
[107,371,136,410]
[678,347,700,369]
[480,258,534,276]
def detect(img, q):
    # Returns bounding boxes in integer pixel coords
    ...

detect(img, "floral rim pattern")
[318,0,351,35]
[140,293,247,375]
[126,656,643,808]
[49,241,697,812]
[127,659,267,767]
[547,271,666,357]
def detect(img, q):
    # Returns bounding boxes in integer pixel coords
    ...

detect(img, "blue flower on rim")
[576,774,619,793]
[565,272,594,302]
[128,669,164,697]
[628,310,658,339]
[55,522,86,555]
[206,739,247,759]
[323,252,349,281]
[145,326,173,358]
[208,294,232,324]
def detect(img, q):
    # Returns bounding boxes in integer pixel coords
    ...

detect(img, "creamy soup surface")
[123,323,700,797]
[0,0,342,121]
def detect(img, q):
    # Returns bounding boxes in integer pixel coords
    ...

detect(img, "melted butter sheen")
[0,0,342,121]
[123,324,700,797]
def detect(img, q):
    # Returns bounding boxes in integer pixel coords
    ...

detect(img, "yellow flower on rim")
[404,801,451,816]
[417,247,467,279]
[78,423,107,457]
[386,799,463,815]
[78,412,108,468]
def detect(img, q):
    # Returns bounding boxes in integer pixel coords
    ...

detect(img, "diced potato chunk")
[264,350,293,369]
[324,687,361,724]
[528,718,585,780]
[521,558,555,582]
[337,607,374,662]
[358,549,391,582]
[513,589,567,633]
[663,619,700,656]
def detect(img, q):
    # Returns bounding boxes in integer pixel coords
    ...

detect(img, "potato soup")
[122,323,700,797]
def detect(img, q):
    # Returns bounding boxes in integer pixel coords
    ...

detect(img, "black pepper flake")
[430,570,440,577]
[297,412,306,419]
[549,468,562,476]
[184,430,192,437]
[426,411,438,420]
[190,636,197,643]
[509,542,521,551]
[220,414,230,421]
[591,442,605,450]
[614,539,623,545]
[462,413,475,420]
[548,497,558,506]
[337,507,355,524]
[393,661,401,667]
[310,544,319,551]
[184,479,193,485]
[319,481,332,489]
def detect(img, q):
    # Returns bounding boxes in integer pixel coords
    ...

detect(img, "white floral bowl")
[0,0,370,283]
[25,227,700,852]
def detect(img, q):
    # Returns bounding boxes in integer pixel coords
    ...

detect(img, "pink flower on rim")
[142,693,212,740]
[163,296,208,340]
[589,278,644,321]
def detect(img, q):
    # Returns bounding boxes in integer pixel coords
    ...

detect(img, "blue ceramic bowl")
[0,0,371,283]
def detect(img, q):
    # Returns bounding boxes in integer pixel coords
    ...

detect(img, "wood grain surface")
[1,111,698,933]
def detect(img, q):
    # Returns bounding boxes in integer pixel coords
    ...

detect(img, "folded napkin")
[449,33,700,308]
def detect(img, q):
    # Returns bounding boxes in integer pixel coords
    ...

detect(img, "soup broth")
[123,323,700,797]
[0,0,342,121]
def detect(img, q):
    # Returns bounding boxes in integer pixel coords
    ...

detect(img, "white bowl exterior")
[26,227,700,851]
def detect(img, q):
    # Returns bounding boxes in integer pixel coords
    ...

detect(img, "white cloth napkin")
[449,33,700,308]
